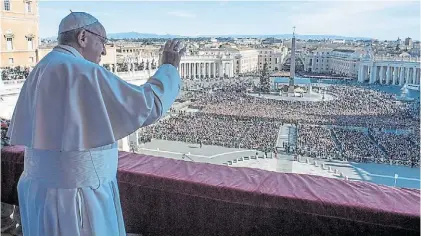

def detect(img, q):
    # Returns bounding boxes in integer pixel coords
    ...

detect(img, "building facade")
[236,49,259,74]
[304,47,421,86]
[358,55,420,86]
[180,54,235,79]
[304,48,362,78]
[0,0,39,68]
[258,47,288,72]
[404,37,413,49]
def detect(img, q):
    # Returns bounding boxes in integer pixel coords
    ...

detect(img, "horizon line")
[40,32,419,41]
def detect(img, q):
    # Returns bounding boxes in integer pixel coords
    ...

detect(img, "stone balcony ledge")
[1,145,420,235]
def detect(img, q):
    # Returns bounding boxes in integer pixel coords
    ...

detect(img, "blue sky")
[39,1,420,40]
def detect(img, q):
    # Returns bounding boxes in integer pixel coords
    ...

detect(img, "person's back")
[7,11,186,236]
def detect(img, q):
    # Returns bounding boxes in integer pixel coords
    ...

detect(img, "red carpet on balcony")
[2,145,420,236]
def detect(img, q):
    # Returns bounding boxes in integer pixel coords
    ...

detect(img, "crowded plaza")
[137,77,419,167]
[1,69,420,167]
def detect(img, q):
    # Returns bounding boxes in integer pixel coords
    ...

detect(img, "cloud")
[168,11,196,18]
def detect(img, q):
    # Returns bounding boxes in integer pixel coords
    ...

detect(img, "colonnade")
[358,63,421,86]
[102,58,158,74]
[180,61,234,79]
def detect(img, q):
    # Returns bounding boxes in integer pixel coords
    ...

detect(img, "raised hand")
[159,39,186,69]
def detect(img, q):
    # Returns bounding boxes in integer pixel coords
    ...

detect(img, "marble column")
[385,66,391,84]
[186,63,189,78]
[357,65,363,83]
[191,63,194,78]
[379,66,384,84]
[214,63,218,78]
[408,67,415,84]
[197,63,200,79]
[393,67,398,85]
[209,63,212,78]
[405,67,410,84]
[358,65,364,82]
[414,67,418,84]
[189,63,192,78]
[192,63,195,79]
[369,65,377,84]
[399,67,405,86]
[180,63,184,78]
[195,63,198,79]
[190,63,193,78]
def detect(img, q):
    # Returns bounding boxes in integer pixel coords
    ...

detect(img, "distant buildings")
[303,46,420,86]
[405,37,413,48]
[0,8,418,88]
[257,47,288,72]
[304,48,362,78]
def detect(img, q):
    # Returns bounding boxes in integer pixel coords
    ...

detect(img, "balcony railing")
[373,56,421,62]
[1,145,419,235]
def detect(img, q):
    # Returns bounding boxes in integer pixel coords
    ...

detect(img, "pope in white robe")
[7,12,185,236]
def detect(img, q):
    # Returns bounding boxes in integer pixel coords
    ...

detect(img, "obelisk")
[288,27,296,93]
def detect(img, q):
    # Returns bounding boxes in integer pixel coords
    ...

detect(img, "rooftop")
[332,49,356,53]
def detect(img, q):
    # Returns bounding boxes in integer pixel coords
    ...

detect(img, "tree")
[259,63,270,93]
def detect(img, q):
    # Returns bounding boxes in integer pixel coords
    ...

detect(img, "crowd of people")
[1,118,10,147]
[147,78,418,166]
[370,130,419,167]
[139,113,280,152]
[333,128,385,163]
[295,124,420,167]
[296,125,340,159]
[193,85,417,129]
[1,67,30,81]
[1,69,419,166]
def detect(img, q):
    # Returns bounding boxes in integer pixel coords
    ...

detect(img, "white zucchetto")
[58,12,99,34]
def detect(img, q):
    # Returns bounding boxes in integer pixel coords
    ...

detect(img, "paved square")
[136,139,420,189]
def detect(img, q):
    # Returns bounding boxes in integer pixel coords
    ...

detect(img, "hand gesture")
[159,39,186,69]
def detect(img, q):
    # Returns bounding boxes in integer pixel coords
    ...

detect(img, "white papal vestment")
[7,45,181,235]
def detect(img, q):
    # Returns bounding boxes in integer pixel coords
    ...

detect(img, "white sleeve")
[96,64,181,140]
[6,61,180,151]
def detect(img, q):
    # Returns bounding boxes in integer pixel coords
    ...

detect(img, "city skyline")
[37,1,419,41]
